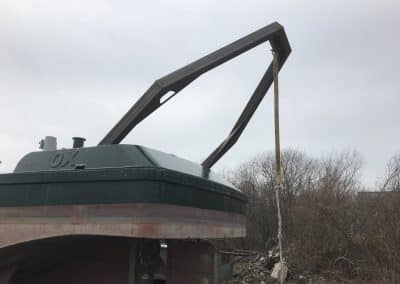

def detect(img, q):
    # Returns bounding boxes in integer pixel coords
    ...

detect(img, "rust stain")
[0,203,245,248]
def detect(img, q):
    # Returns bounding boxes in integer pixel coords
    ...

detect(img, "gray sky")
[0,0,399,187]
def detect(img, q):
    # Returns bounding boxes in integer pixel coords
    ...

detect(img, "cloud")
[0,0,399,187]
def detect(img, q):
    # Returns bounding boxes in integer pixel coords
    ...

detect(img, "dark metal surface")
[0,236,134,284]
[166,240,218,284]
[14,144,235,189]
[99,22,291,168]
[0,168,245,213]
[72,137,86,148]
[0,237,229,284]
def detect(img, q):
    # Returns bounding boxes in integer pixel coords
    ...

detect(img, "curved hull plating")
[0,203,245,248]
[0,145,246,247]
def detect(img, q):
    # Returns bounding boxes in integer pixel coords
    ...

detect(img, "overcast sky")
[0,1,399,187]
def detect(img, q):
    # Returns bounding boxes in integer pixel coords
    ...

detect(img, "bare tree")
[229,149,400,282]
[381,154,400,192]
[228,149,318,249]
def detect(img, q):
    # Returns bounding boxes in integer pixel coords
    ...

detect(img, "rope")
[272,50,286,284]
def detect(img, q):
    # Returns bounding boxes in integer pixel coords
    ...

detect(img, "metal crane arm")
[99,22,291,168]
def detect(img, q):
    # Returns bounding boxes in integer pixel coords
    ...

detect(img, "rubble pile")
[232,250,280,284]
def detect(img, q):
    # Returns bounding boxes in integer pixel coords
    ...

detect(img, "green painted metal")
[1,145,246,214]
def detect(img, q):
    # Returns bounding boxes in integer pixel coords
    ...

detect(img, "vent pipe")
[72,137,86,148]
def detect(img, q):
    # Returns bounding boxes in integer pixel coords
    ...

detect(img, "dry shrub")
[228,149,400,282]
[355,191,400,282]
